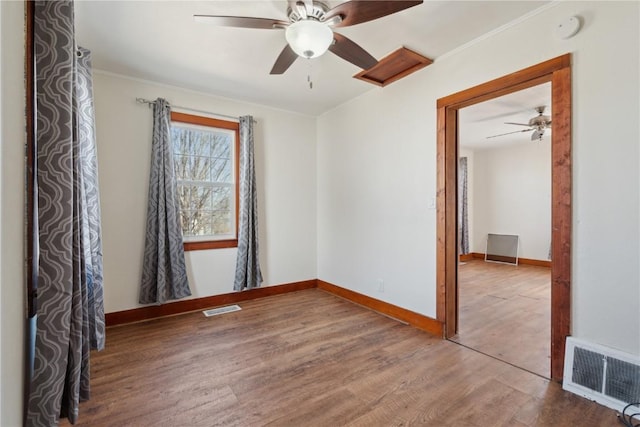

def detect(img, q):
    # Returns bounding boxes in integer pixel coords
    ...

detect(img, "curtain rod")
[135,97,256,123]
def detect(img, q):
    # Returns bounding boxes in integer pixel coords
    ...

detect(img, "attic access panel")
[354,47,433,87]
[485,233,519,265]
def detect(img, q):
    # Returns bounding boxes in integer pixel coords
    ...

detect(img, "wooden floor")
[451,260,551,377]
[61,289,616,426]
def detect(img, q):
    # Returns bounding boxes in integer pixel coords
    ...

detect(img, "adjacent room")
[452,83,552,378]
[1,1,639,426]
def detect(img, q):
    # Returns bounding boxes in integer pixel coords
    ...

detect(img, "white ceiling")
[75,1,549,116]
[459,82,552,151]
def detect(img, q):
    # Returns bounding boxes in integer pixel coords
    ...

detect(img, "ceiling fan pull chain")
[307,59,313,89]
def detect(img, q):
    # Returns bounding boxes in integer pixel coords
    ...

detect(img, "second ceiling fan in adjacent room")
[486,106,553,142]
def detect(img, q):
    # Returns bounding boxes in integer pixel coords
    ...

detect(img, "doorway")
[435,54,572,381]
[451,83,553,378]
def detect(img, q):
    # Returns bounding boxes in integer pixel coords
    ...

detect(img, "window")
[171,112,239,251]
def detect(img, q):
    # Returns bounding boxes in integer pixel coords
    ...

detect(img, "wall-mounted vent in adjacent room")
[485,233,519,265]
[203,305,242,317]
[564,337,640,413]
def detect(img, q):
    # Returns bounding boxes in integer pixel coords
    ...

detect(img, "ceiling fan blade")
[270,45,298,75]
[486,129,532,139]
[531,129,545,141]
[504,122,532,127]
[471,107,534,123]
[329,33,378,70]
[194,15,288,30]
[324,1,423,28]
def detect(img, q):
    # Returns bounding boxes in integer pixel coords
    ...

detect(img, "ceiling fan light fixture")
[285,20,333,59]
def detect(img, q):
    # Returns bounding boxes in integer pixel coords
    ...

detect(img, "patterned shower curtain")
[139,99,191,304]
[458,157,470,255]
[27,1,105,425]
[234,116,263,290]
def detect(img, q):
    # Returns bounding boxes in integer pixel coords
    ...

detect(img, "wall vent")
[564,337,640,413]
[203,305,241,317]
[485,233,519,265]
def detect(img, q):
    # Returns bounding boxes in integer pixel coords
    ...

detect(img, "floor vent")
[564,337,640,412]
[203,305,242,317]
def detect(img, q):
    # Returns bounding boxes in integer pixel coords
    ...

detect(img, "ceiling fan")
[194,1,423,75]
[486,106,552,141]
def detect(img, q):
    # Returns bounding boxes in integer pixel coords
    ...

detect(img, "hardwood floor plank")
[60,289,615,426]
[265,388,369,426]
[416,378,531,426]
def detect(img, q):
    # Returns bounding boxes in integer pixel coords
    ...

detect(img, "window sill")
[183,239,238,251]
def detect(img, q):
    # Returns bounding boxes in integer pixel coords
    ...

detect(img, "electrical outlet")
[377,279,384,292]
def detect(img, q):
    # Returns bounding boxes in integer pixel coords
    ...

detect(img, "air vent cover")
[564,337,640,413]
[572,347,605,392]
[606,357,640,404]
[485,233,519,265]
[203,305,241,317]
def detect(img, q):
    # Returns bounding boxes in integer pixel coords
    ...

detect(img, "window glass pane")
[173,129,203,179]
[211,133,231,157]
[194,186,214,210]
[176,185,232,237]
[171,117,236,242]
[210,186,231,211]
[211,210,232,235]
[198,214,213,236]
[210,158,232,183]
[181,209,213,237]
[174,154,187,180]
[191,155,213,182]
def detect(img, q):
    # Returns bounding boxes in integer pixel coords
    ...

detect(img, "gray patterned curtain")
[458,157,470,255]
[27,2,105,425]
[76,47,105,353]
[234,116,263,290]
[139,99,191,304]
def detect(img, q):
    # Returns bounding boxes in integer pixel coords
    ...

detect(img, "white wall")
[317,87,438,315]
[1,2,25,425]
[318,1,639,355]
[94,72,317,313]
[472,143,551,260]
